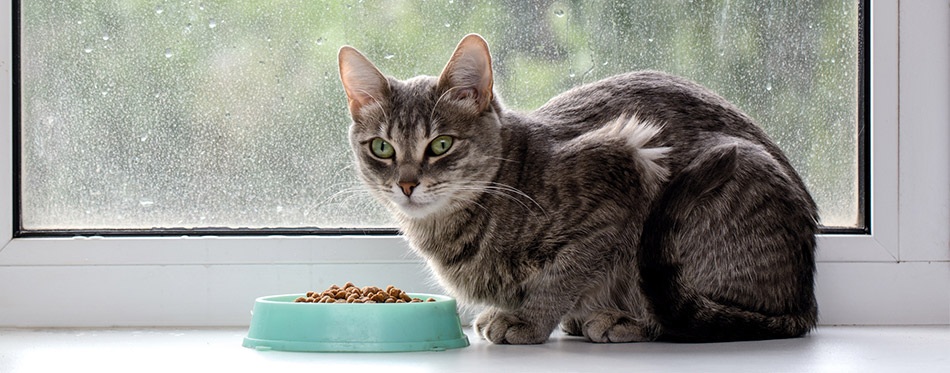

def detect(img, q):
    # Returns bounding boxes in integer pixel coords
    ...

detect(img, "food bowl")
[242,293,469,352]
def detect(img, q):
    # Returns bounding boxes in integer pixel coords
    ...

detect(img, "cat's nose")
[398,181,418,197]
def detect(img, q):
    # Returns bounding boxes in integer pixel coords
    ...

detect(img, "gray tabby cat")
[338,34,817,344]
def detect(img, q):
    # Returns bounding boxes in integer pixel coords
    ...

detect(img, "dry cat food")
[294,283,437,304]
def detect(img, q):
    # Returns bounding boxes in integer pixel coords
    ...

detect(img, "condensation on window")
[19,1,858,230]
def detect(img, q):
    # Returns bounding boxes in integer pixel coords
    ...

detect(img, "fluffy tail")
[638,144,817,342]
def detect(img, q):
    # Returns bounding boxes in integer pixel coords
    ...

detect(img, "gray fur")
[339,35,818,344]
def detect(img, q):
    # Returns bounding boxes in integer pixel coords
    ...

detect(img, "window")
[17,0,862,234]
[6,0,949,328]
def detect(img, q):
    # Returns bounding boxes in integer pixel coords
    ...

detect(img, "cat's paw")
[475,309,549,344]
[582,309,658,343]
[473,308,498,339]
[560,317,584,336]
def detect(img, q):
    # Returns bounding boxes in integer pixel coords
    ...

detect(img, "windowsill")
[2,326,949,371]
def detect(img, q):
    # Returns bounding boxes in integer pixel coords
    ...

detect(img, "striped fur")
[340,35,818,344]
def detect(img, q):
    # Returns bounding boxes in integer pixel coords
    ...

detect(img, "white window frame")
[1,0,947,327]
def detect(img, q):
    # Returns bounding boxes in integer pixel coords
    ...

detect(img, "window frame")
[1,0,947,327]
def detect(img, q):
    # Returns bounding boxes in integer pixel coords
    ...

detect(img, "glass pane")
[20,0,858,230]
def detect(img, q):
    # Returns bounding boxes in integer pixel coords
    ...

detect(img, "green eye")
[428,135,454,156]
[370,138,395,159]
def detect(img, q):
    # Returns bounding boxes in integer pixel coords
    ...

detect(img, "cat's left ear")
[438,34,494,113]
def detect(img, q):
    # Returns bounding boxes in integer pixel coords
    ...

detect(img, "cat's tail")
[638,143,817,342]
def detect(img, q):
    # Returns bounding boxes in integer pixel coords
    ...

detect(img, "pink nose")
[398,181,418,197]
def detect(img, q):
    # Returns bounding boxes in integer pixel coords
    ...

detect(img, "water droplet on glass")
[830,58,835,63]
[648,38,654,42]
[449,0,454,3]
[569,68,575,78]
[164,48,173,58]
[140,134,149,142]
[766,83,772,91]
[324,71,330,79]
[316,37,324,45]
[444,22,451,27]
[602,61,608,66]
[384,53,395,60]
[208,18,216,28]
[84,45,93,53]
[156,5,164,14]
[225,112,231,118]
[139,199,154,208]
[554,9,565,17]
[102,33,110,41]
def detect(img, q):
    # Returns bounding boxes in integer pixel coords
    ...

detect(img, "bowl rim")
[255,292,455,305]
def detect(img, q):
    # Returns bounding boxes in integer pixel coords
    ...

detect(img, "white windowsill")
[2,326,949,372]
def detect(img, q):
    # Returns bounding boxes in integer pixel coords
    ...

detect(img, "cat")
[337,33,818,344]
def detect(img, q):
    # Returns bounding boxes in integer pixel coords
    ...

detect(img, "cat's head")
[338,34,504,220]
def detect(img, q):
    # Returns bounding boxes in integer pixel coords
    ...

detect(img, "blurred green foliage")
[19,0,858,229]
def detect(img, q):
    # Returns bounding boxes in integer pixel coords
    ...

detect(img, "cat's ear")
[438,34,494,113]
[339,46,391,119]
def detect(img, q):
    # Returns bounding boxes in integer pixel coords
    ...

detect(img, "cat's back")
[533,71,754,140]
[529,71,804,190]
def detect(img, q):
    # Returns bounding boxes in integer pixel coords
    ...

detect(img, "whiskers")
[483,155,519,164]
[432,180,548,221]
[316,165,386,214]
[444,193,494,219]
[317,183,378,212]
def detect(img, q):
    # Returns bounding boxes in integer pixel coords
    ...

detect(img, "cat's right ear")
[339,46,391,120]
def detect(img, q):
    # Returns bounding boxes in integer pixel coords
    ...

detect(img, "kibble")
[293,283,437,304]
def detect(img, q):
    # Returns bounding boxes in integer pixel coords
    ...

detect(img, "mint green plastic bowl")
[242,293,469,352]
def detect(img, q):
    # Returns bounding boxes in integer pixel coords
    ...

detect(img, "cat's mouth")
[394,197,442,219]
[386,184,441,219]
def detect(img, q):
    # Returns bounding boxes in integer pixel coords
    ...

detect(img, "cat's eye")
[370,138,395,159]
[428,136,454,156]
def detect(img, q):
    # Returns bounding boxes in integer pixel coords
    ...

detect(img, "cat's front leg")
[474,268,593,344]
